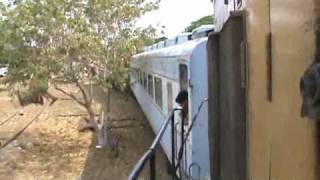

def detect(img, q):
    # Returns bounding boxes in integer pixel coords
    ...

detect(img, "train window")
[148,74,154,98]
[187,34,192,40]
[139,71,143,85]
[135,69,138,80]
[143,72,147,90]
[132,68,137,80]
[137,70,139,81]
[154,77,163,110]
[179,64,188,91]
[138,70,140,84]
[142,72,144,87]
[167,82,173,113]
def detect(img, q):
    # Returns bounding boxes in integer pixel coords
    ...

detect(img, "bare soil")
[0,85,169,180]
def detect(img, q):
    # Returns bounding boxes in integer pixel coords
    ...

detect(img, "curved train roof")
[133,37,207,60]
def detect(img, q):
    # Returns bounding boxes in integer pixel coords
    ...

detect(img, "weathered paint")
[246,0,319,179]
[207,14,247,179]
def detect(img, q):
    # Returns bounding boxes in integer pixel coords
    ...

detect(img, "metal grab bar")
[129,98,208,180]
[174,99,208,174]
[128,107,183,180]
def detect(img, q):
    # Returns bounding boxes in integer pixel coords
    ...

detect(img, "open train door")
[207,12,247,180]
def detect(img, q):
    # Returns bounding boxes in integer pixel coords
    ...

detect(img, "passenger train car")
[131,0,320,179]
[130,36,211,178]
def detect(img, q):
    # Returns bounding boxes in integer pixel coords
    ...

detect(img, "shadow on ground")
[80,88,170,180]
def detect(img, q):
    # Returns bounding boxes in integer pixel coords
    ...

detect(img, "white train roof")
[133,37,207,60]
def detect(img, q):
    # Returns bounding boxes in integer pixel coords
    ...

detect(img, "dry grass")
[0,85,169,180]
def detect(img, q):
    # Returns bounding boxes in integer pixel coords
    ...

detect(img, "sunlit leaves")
[0,0,159,93]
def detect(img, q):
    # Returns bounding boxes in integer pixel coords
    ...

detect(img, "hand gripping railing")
[128,107,183,180]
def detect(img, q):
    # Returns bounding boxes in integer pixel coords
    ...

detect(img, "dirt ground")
[0,85,169,180]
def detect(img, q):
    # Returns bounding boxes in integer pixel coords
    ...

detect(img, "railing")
[174,99,208,176]
[128,107,182,180]
[128,98,208,180]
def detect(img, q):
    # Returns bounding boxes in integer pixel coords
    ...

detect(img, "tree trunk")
[95,101,108,148]
[79,102,98,131]
[95,89,118,152]
[56,83,117,151]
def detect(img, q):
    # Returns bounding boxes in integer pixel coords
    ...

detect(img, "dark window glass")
[154,77,163,109]
[143,72,147,90]
[179,64,188,91]
[139,71,143,85]
[148,74,154,98]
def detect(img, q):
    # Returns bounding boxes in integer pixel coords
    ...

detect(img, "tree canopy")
[0,0,159,148]
[185,15,214,32]
[0,0,158,91]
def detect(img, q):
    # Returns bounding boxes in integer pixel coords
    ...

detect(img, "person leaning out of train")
[175,90,189,123]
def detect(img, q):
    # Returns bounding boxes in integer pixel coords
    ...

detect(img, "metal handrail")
[174,99,208,174]
[128,98,207,180]
[128,107,182,180]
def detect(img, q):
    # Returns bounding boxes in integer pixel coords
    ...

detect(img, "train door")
[175,63,189,177]
[207,13,247,179]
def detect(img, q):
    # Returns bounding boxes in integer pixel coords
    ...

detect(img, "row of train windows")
[132,69,173,114]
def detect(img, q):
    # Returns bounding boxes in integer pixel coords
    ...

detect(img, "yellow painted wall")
[246,0,318,179]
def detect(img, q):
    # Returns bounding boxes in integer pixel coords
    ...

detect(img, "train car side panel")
[189,41,210,178]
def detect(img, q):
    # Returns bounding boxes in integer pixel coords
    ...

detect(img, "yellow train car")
[208,0,320,179]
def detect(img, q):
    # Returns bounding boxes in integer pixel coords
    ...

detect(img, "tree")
[0,0,159,149]
[185,15,214,32]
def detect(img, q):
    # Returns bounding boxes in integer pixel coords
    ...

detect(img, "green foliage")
[0,0,159,93]
[185,15,214,32]
[137,26,157,47]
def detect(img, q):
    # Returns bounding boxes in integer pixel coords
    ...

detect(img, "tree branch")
[76,81,90,105]
[54,85,86,107]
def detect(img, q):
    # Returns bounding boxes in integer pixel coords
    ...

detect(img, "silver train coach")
[130,35,211,179]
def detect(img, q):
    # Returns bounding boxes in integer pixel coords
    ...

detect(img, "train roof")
[133,37,207,60]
